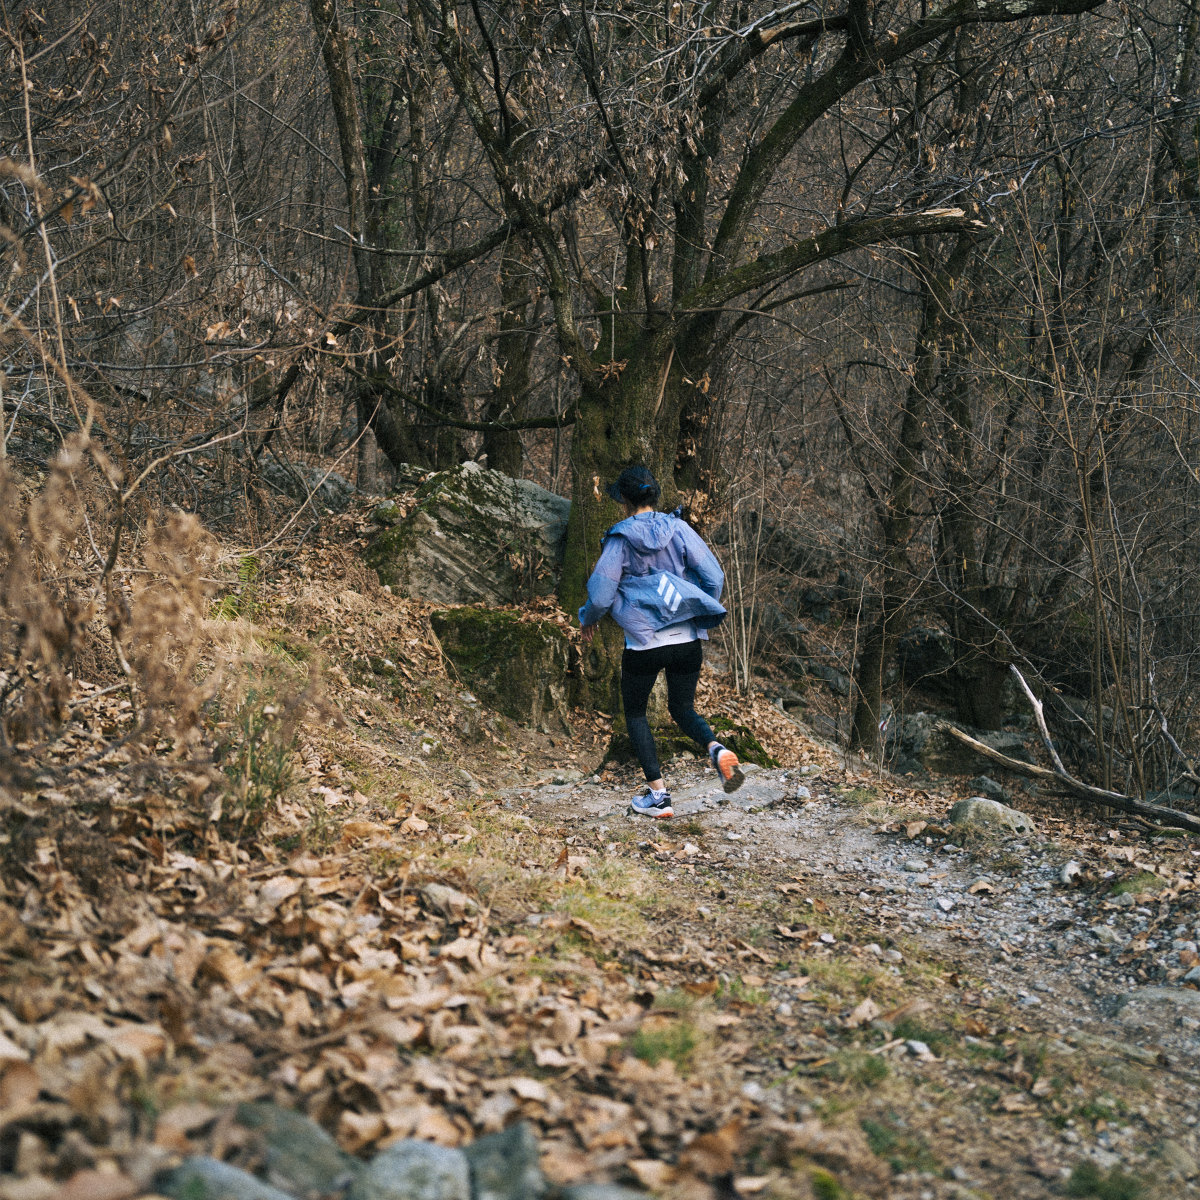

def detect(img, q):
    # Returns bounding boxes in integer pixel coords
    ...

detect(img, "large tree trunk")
[483,233,536,476]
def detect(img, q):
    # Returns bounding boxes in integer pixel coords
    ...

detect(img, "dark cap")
[606,466,661,504]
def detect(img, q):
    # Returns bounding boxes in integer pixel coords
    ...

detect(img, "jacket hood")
[607,512,678,552]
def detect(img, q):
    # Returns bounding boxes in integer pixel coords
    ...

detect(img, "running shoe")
[630,789,673,819]
[710,743,745,794]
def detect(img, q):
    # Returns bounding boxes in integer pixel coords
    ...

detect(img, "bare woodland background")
[5,0,1200,808]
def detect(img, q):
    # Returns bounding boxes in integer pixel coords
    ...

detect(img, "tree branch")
[353,368,577,432]
[681,208,988,317]
[938,665,1200,835]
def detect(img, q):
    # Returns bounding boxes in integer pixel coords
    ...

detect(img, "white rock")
[948,796,1036,836]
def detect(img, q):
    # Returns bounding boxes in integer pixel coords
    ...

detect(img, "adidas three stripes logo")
[657,574,684,613]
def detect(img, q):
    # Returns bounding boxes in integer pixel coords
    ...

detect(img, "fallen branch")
[938,665,1200,835]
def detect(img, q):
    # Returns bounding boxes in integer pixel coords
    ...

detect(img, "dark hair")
[606,465,661,505]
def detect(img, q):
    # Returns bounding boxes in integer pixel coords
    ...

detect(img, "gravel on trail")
[501,759,1200,1197]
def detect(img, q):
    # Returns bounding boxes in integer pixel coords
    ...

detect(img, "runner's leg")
[621,647,664,783]
[664,640,717,749]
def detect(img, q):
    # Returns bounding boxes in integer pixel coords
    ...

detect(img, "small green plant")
[859,1115,938,1174]
[212,553,261,621]
[820,1050,889,1086]
[630,1020,698,1070]
[718,977,770,1006]
[893,1017,952,1055]
[1109,871,1165,897]
[215,685,298,837]
[839,786,876,805]
[809,1168,848,1200]
[1066,1160,1144,1199]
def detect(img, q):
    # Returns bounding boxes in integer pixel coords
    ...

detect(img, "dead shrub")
[0,436,315,842]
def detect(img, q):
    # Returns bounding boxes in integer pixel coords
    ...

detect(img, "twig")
[939,670,1200,836]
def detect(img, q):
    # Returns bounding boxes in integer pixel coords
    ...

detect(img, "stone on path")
[562,1187,650,1199]
[1115,986,1200,1034]
[235,1102,358,1196]
[948,796,1036,836]
[346,1141,471,1200]
[160,1157,300,1200]
[463,1123,547,1200]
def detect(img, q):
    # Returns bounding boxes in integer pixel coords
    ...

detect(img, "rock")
[1090,926,1122,947]
[431,608,572,733]
[420,883,478,922]
[562,1187,649,1200]
[372,499,404,526]
[347,1141,471,1200]
[159,1158,299,1200]
[1159,1139,1200,1179]
[806,662,851,697]
[798,586,836,623]
[948,797,1036,836]
[259,459,355,512]
[552,769,583,785]
[365,463,570,604]
[1115,986,1200,1033]
[903,860,928,872]
[463,1123,547,1200]
[1060,861,1082,886]
[936,896,956,913]
[969,775,1009,802]
[887,713,1034,776]
[1184,966,1200,984]
[235,1102,358,1196]
[793,785,812,801]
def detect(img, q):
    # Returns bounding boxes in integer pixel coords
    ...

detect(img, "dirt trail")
[506,762,1200,1197]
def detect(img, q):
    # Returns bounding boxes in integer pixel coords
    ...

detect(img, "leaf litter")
[2,502,1199,1200]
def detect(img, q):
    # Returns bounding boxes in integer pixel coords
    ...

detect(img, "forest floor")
[2,509,1199,1200]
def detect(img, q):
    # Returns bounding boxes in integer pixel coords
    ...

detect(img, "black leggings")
[621,639,716,782]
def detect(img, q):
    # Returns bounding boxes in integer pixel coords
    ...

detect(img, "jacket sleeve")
[578,536,627,626]
[678,522,724,601]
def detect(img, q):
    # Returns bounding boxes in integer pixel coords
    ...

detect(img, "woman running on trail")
[579,465,745,819]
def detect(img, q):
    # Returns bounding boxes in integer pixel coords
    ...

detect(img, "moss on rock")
[430,607,573,733]
[709,717,778,767]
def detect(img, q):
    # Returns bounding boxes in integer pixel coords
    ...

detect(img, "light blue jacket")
[578,512,726,648]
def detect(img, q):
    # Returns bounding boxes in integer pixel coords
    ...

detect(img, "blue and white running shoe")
[630,789,673,819]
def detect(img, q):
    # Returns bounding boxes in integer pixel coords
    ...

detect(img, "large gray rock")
[949,797,1036,836]
[259,459,356,512]
[347,1141,470,1200]
[430,608,572,733]
[887,712,1033,775]
[234,1102,359,1196]
[159,1157,299,1200]
[366,463,570,604]
[463,1123,547,1200]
